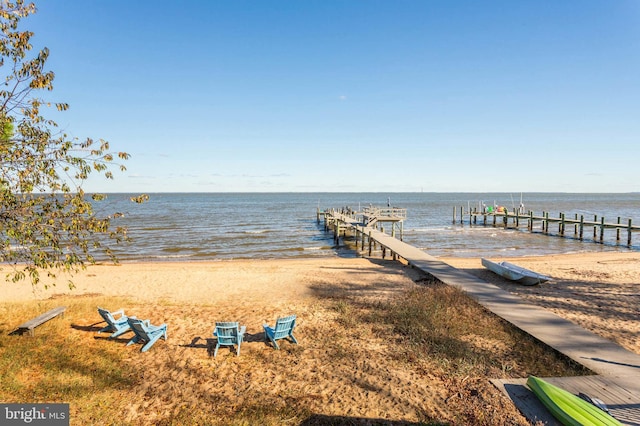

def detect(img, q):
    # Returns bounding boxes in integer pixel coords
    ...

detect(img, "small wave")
[269,247,306,252]
[409,227,458,233]
[244,230,270,234]
[161,246,203,253]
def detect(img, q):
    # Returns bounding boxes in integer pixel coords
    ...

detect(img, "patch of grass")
[368,282,589,378]
[0,298,138,424]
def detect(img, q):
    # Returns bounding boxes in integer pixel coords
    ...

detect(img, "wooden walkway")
[324,210,640,425]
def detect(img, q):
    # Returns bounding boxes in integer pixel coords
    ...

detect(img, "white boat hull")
[481,258,551,286]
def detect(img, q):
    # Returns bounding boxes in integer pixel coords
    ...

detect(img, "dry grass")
[0,275,588,425]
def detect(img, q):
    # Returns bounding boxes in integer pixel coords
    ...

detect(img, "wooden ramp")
[327,212,640,424]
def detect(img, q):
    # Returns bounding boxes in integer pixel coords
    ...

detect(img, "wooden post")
[544,212,549,234]
[452,206,456,224]
[579,215,584,241]
[460,206,464,224]
[574,213,578,235]
[593,215,597,239]
[361,228,366,248]
[354,227,359,249]
[368,231,373,256]
[528,211,533,231]
[600,217,605,243]
[628,219,633,246]
[559,212,565,236]
[616,217,621,242]
[400,221,404,242]
[515,208,519,227]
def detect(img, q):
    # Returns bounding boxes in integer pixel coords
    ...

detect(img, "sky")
[22,1,640,193]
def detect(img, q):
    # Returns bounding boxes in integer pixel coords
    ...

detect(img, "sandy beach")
[2,252,639,424]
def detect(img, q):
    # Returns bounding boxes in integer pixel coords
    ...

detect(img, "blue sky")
[26,1,640,192]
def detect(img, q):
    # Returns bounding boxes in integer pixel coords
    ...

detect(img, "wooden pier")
[318,206,407,259]
[319,207,640,425]
[454,206,640,247]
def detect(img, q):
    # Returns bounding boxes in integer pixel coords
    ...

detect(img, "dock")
[320,206,640,425]
[454,206,640,247]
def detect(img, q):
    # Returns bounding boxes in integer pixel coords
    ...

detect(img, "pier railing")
[362,207,407,219]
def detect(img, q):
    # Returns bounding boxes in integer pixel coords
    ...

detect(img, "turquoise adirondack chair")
[213,322,246,357]
[263,315,298,350]
[126,317,168,352]
[97,307,131,339]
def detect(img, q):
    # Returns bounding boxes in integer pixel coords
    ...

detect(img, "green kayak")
[527,376,622,426]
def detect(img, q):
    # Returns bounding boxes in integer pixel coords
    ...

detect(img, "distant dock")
[454,206,640,247]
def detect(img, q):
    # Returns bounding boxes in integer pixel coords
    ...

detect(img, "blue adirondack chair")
[213,322,246,357]
[263,315,298,350]
[97,307,131,339]
[126,317,168,352]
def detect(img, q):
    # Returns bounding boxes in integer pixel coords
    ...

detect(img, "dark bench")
[15,306,67,336]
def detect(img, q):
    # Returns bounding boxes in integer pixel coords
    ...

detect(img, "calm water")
[96,193,640,262]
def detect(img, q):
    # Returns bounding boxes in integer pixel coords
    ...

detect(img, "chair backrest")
[128,318,150,339]
[273,315,296,339]
[215,322,240,345]
[97,307,116,326]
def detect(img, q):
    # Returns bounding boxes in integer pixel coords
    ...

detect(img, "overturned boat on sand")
[481,258,551,286]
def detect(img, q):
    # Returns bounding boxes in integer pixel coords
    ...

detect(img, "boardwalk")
[323,209,640,425]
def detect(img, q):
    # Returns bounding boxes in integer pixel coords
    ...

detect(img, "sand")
[2,252,639,424]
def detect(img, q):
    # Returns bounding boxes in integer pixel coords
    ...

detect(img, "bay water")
[96,192,640,262]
